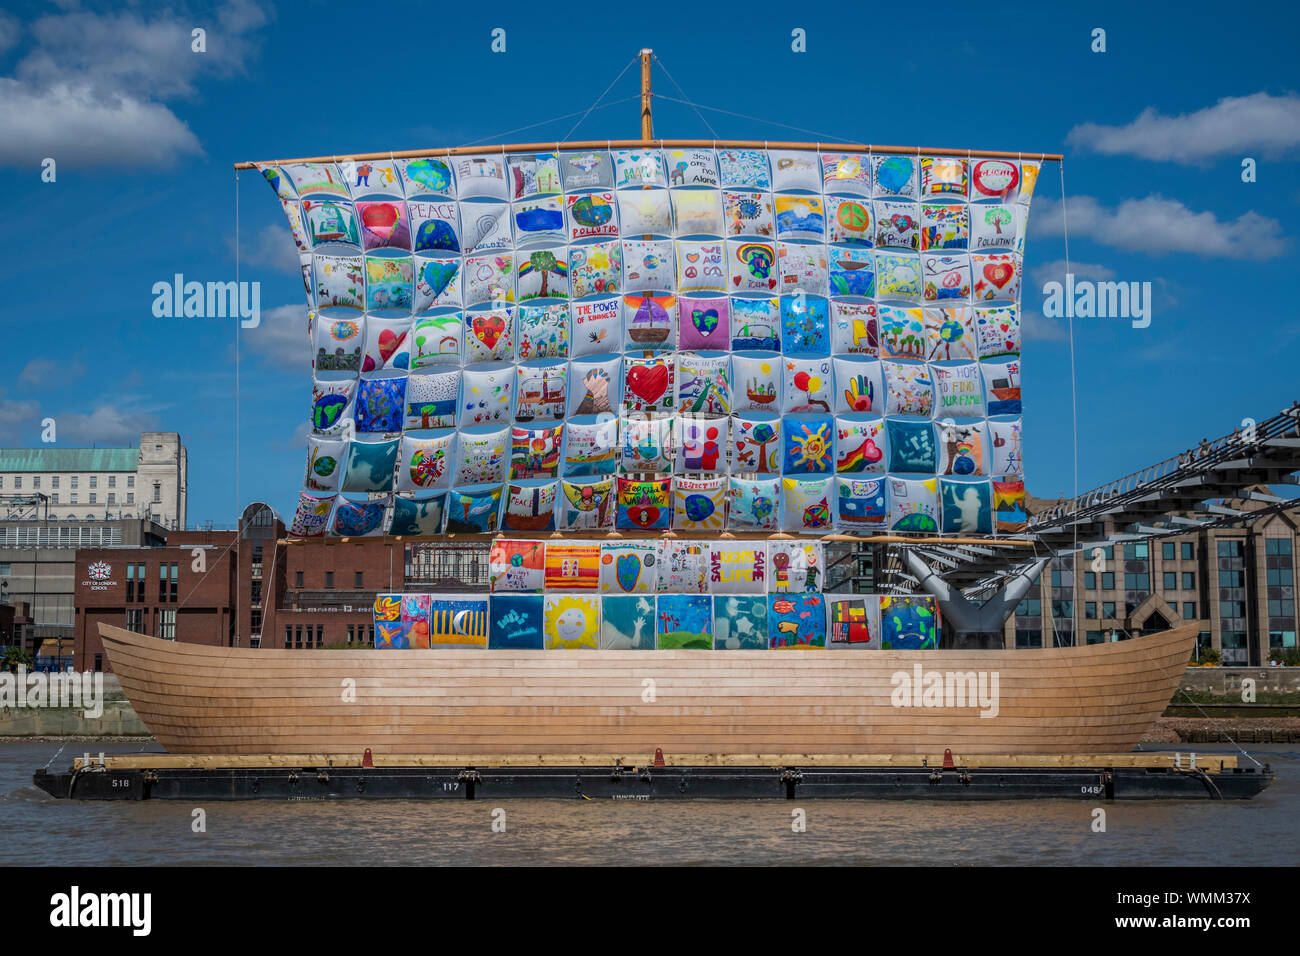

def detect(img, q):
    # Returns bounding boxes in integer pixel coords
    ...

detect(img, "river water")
[1,740,1295,866]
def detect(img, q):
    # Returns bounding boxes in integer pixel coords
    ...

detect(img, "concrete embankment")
[0,674,150,736]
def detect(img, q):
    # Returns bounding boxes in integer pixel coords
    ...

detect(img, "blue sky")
[1,0,1297,527]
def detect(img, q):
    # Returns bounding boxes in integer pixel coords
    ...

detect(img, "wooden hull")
[98,622,1195,756]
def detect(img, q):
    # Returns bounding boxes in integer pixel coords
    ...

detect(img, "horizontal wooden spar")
[77,752,1231,771]
[234,139,1063,170]
[277,532,1037,547]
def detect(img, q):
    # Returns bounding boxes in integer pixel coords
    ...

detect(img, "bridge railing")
[1027,404,1300,532]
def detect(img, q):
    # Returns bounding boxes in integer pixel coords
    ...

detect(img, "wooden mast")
[640,48,653,140]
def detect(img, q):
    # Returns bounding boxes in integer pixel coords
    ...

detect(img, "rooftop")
[0,448,139,473]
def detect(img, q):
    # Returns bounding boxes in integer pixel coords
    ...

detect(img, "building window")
[89,493,96,505]
[153,482,162,503]
[1085,602,1097,619]
[51,494,58,504]
[70,476,78,489]
[250,609,261,631]
[295,570,304,588]
[126,563,135,602]
[13,477,20,489]
[315,626,323,648]
[1124,572,1150,591]
[1084,572,1096,590]
[284,626,292,649]
[51,476,59,489]
[126,609,143,632]
[1217,540,1244,558]
[1182,572,1195,590]
[1163,572,1177,590]
[1182,542,1194,560]
[1265,538,1293,556]
[324,571,334,588]
[1268,599,1295,617]
[1219,570,1245,588]
[1014,598,1041,616]
[1101,572,1115,590]
[295,625,303,648]
[1183,602,1197,619]
[128,476,134,488]
[1102,602,1116,618]
[33,476,41,489]
[1270,631,1297,648]
[1051,600,1073,618]
[127,493,134,504]
[1221,601,1246,618]
[1015,630,1043,649]
[108,493,116,505]
[170,563,178,601]
[1267,567,1291,586]
[159,563,167,602]
[156,609,176,641]
[1221,631,1248,665]
[1161,541,1175,560]
[354,571,364,588]
[89,476,97,489]
[1085,630,1105,645]
[108,476,116,488]
[347,625,355,644]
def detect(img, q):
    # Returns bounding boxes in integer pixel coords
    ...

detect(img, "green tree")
[530,250,557,298]
[984,207,1012,235]
[2,646,35,673]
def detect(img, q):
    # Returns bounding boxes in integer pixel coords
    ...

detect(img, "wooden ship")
[88,51,1204,773]
[99,622,1196,756]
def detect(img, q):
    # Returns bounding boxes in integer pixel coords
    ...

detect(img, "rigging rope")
[651,55,719,139]
[234,170,240,577]
[1059,159,1079,562]
[562,54,640,142]
[462,96,640,148]
[649,93,859,144]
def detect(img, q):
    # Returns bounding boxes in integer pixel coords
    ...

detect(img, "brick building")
[71,501,490,670]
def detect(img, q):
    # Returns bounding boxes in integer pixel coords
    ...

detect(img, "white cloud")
[0,394,42,445]
[0,0,268,169]
[1032,194,1285,260]
[49,404,161,445]
[0,12,20,55]
[241,303,311,370]
[274,419,313,453]
[1021,309,1068,343]
[228,223,303,276]
[1029,259,1116,288]
[1067,93,1300,163]
[18,357,85,388]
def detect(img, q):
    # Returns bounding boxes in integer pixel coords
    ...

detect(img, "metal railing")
[1028,404,1300,532]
